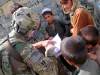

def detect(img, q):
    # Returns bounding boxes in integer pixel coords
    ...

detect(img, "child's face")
[61,0,73,12]
[44,14,54,24]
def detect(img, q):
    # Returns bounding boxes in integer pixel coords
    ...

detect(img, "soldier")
[0,30,58,75]
[0,8,59,75]
[10,3,49,44]
[0,3,67,75]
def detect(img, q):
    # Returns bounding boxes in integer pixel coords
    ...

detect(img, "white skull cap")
[42,8,51,14]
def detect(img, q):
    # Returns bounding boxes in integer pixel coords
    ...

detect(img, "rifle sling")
[3,36,24,63]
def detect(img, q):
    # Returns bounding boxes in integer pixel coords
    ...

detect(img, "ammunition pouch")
[9,56,28,74]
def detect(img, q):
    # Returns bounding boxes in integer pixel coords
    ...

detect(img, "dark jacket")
[45,19,71,38]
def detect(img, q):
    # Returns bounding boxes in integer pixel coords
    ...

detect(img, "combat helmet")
[11,3,40,38]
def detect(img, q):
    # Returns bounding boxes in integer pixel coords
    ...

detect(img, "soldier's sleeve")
[17,42,58,75]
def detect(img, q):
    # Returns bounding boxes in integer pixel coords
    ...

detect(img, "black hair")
[60,36,87,64]
[78,25,100,46]
[42,11,53,17]
[10,3,23,14]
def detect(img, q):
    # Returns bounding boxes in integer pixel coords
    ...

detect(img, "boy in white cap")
[42,8,71,39]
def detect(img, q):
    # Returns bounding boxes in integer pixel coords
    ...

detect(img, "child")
[42,8,71,39]
[60,0,95,36]
[42,8,76,72]
[78,25,100,65]
[61,36,100,75]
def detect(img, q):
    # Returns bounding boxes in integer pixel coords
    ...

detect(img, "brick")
[52,6,62,15]
[24,1,33,7]
[0,29,10,38]
[4,13,12,22]
[31,3,43,15]
[50,2,58,10]
[56,0,61,6]
[2,22,11,29]
[46,5,52,10]
[0,0,8,6]
[42,0,55,7]
[46,1,58,10]
[18,0,30,5]
[0,9,3,14]
[0,16,6,24]
[30,0,38,5]
[1,1,14,15]
[0,31,5,38]
[0,25,5,32]
[38,0,43,3]
[0,8,4,16]
[13,0,20,3]
[59,12,64,19]
[3,28,10,36]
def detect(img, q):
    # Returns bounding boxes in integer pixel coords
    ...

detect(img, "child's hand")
[70,28,73,33]
[87,53,97,60]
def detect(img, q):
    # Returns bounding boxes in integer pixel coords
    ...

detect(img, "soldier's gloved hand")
[45,45,55,57]
[45,44,62,58]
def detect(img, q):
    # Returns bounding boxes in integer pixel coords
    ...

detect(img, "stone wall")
[0,0,99,38]
[0,0,63,38]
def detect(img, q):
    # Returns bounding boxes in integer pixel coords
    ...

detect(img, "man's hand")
[41,40,56,47]
[87,53,97,60]
[32,40,56,49]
